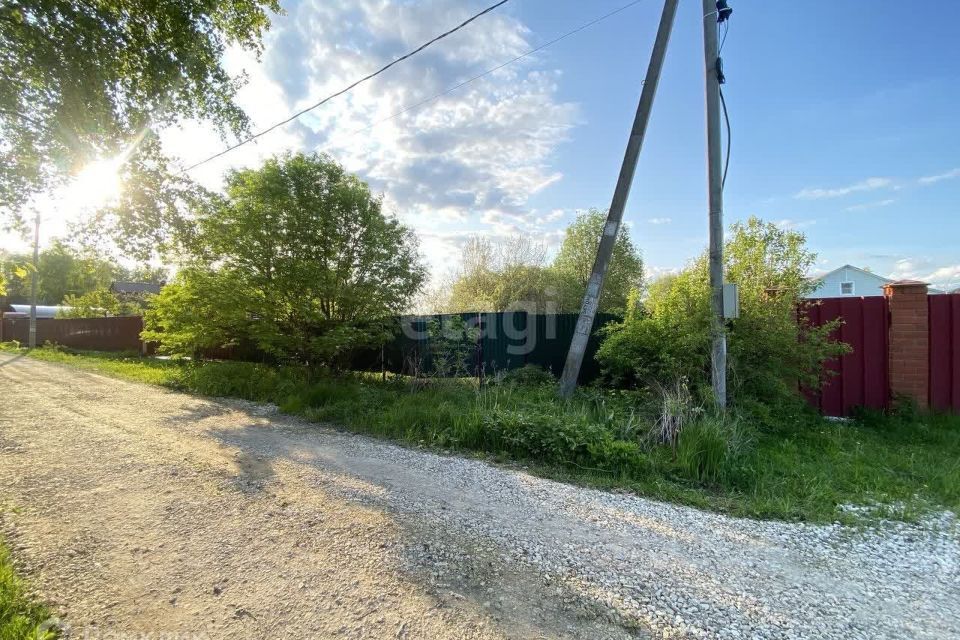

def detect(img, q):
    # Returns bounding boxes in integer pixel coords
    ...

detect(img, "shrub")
[595,317,687,388]
[497,364,555,387]
[480,406,649,475]
[597,217,849,407]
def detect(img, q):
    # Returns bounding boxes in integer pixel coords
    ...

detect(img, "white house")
[807,264,943,299]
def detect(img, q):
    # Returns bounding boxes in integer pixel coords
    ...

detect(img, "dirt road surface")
[0,353,957,639]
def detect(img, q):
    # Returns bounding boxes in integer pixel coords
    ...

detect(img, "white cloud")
[646,265,681,282]
[889,258,960,291]
[845,199,895,212]
[647,217,672,225]
[794,177,892,200]
[158,0,577,275]
[774,218,816,230]
[918,168,960,185]
[534,209,566,225]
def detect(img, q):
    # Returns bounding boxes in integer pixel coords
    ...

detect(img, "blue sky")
[17,0,957,289]
[511,0,960,286]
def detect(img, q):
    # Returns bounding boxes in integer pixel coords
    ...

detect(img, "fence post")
[883,280,930,410]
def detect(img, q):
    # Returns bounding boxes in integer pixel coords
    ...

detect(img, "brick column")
[883,280,930,409]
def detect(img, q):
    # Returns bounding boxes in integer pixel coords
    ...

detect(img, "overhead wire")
[315,0,649,152]
[180,0,513,174]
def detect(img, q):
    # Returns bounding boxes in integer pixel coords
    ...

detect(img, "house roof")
[110,281,162,294]
[811,265,945,294]
[811,264,891,284]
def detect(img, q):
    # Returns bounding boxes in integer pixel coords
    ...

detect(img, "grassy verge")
[0,539,55,640]
[4,343,959,524]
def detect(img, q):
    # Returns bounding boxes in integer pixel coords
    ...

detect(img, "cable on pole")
[720,85,731,191]
[714,1,732,191]
[181,0,512,174]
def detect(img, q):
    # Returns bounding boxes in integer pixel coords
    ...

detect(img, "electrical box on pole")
[722,283,739,319]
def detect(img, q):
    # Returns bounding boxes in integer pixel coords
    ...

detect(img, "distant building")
[807,264,944,299]
[110,281,162,295]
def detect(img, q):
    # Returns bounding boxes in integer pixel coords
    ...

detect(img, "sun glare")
[65,157,124,211]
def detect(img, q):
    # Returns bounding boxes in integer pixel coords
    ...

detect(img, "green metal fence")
[365,311,620,384]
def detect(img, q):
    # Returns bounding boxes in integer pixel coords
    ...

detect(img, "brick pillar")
[883,280,930,409]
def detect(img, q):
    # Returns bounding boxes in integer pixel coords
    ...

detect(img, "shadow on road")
[198,408,648,639]
[0,353,26,368]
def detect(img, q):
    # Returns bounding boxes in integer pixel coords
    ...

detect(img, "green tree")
[0,0,280,245]
[142,267,255,356]
[0,242,123,303]
[552,209,644,313]
[58,288,141,318]
[443,236,557,313]
[38,242,117,303]
[597,217,847,403]
[144,153,427,364]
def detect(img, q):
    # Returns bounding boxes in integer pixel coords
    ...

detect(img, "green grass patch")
[0,540,56,640]
[5,342,959,524]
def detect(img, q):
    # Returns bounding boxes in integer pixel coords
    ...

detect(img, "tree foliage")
[143,153,427,364]
[552,209,644,313]
[0,242,163,304]
[58,288,141,318]
[443,236,557,313]
[597,217,848,404]
[437,210,644,314]
[0,0,280,246]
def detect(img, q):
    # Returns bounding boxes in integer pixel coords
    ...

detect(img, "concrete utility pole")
[28,211,39,348]
[702,0,728,407]
[558,0,679,398]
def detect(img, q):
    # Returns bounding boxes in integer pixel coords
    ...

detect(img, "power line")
[181,0,512,174]
[316,0,649,152]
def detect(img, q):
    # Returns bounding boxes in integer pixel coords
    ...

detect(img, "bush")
[595,318,685,388]
[480,406,649,476]
[497,364,555,387]
[596,217,849,407]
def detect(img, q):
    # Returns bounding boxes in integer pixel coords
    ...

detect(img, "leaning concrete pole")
[558,0,680,398]
[702,0,727,407]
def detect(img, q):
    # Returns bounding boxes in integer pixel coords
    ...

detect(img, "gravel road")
[0,353,957,639]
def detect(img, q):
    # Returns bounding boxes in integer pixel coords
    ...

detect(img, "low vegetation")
[5,343,958,524]
[0,540,55,640]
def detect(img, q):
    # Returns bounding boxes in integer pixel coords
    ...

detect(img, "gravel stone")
[0,353,957,639]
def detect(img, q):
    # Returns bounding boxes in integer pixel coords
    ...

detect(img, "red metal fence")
[0,316,145,352]
[929,294,960,412]
[804,297,889,416]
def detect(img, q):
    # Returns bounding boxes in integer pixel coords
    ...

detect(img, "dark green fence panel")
[526,314,567,376]
[351,310,621,384]
[521,313,619,382]
[477,311,529,375]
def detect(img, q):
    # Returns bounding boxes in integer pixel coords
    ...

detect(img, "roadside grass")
[0,540,55,640]
[4,343,958,524]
